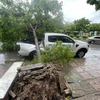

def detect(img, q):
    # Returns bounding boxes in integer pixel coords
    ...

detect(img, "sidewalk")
[64,57,100,100]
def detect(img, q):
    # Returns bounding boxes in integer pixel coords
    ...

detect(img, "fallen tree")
[9,63,68,100]
[8,42,74,100]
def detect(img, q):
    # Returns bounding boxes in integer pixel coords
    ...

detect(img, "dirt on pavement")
[9,63,67,100]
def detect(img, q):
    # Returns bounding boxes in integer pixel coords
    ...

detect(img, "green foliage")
[76,35,80,38]
[1,32,26,51]
[64,22,76,32]
[0,0,28,51]
[69,34,74,38]
[23,59,37,66]
[32,56,39,64]
[0,0,64,51]
[74,18,90,31]
[0,31,1,41]
[33,0,64,34]
[40,41,75,66]
[23,56,39,66]
[88,23,100,31]
[87,0,100,10]
[2,41,15,51]
[82,35,88,39]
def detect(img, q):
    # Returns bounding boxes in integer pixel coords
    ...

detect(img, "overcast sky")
[58,0,100,23]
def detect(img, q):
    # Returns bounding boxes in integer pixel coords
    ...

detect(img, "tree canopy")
[0,0,63,51]
[88,23,100,31]
[74,18,90,31]
[87,0,100,10]
[63,22,76,32]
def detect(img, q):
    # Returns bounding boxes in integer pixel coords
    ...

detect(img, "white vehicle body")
[16,33,89,58]
[87,36,100,44]
[17,43,36,56]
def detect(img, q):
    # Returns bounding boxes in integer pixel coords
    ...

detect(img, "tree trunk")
[30,23,41,61]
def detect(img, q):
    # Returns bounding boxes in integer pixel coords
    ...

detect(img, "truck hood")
[75,40,88,45]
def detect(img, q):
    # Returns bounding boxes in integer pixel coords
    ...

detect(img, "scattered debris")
[9,63,70,100]
[9,90,16,99]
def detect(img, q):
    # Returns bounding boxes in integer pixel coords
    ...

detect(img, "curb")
[0,62,23,100]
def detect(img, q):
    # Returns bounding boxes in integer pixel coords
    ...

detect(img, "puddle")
[0,54,5,64]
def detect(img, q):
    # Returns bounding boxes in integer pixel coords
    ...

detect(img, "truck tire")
[76,50,86,58]
[29,51,36,60]
[90,40,95,44]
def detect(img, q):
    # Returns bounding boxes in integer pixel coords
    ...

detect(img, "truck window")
[19,38,35,44]
[94,37,100,39]
[48,36,74,43]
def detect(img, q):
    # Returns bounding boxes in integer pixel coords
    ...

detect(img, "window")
[48,36,74,43]
[94,37,100,39]
[19,38,42,44]
[20,38,35,44]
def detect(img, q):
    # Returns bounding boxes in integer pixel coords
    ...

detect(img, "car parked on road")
[16,33,89,59]
[87,36,100,44]
[16,38,42,58]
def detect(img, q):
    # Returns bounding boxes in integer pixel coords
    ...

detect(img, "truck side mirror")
[73,40,75,44]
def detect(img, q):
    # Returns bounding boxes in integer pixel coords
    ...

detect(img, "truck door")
[46,35,75,50]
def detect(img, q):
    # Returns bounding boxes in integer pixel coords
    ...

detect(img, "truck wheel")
[90,40,95,44]
[76,50,85,58]
[29,51,36,60]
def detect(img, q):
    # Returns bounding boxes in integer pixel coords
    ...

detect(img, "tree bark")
[30,23,41,61]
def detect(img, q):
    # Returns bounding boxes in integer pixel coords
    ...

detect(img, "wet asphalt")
[0,52,22,78]
[85,44,100,58]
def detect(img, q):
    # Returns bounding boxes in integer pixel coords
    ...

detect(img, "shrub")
[76,35,79,38]
[82,35,88,39]
[1,32,27,51]
[69,34,74,38]
[40,41,75,66]
[2,41,16,51]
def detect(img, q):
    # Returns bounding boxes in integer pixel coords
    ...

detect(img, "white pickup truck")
[16,33,89,58]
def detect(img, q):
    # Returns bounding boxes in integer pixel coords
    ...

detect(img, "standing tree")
[0,0,63,60]
[74,18,90,32]
[88,23,100,31]
[64,22,76,32]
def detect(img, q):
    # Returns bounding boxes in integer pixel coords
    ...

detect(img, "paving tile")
[80,72,93,79]
[88,71,100,77]
[64,56,100,100]
[64,70,83,83]
[68,81,95,98]
[73,92,100,100]
[74,67,83,72]
[87,79,100,91]
[81,67,92,71]
[80,81,96,94]
[68,83,85,98]
[71,89,85,98]
[71,63,78,68]
[64,75,75,83]
[83,65,100,71]
[69,83,82,90]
